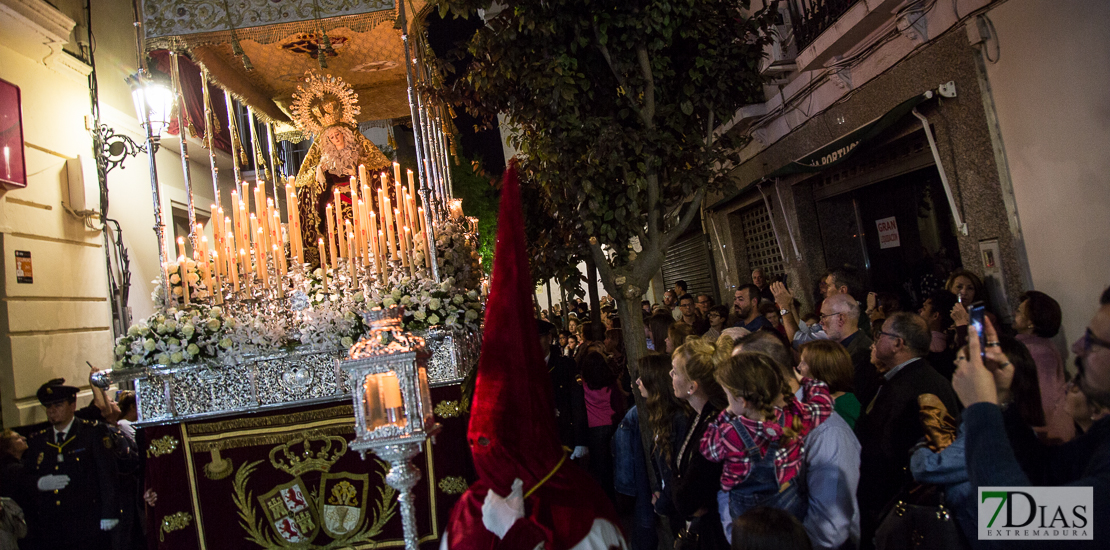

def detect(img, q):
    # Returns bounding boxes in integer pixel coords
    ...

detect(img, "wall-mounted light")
[126,71,174,151]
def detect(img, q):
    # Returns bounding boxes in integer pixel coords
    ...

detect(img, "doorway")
[816,166,961,304]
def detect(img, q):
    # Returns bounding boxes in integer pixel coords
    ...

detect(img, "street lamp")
[126,71,174,151]
[341,307,439,550]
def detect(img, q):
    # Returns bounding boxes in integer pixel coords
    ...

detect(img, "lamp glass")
[128,74,174,138]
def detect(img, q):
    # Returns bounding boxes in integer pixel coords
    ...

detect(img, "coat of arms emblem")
[232,433,397,548]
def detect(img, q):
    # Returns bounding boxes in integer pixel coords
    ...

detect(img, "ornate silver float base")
[93,328,478,426]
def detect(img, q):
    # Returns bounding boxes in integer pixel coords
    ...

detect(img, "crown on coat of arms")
[268,433,347,477]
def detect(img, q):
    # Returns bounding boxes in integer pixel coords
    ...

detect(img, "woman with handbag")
[901,337,1048,549]
[668,335,733,549]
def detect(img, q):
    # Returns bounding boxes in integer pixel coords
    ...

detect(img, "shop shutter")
[661,231,718,303]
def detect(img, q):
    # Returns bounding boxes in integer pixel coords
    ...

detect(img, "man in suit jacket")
[821,293,876,404]
[854,313,959,550]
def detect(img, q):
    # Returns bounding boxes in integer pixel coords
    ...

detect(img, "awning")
[708,91,932,211]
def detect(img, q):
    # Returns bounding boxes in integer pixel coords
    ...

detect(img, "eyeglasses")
[1078,328,1110,354]
[876,329,903,341]
[819,312,842,320]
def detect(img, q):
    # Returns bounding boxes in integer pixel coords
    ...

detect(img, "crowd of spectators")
[539,269,1109,550]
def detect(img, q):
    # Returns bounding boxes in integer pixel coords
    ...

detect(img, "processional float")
[95,1,481,548]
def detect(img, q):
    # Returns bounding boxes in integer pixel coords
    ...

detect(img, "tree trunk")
[584,254,603,338]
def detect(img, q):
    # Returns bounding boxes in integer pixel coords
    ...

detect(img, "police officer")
[23,379,119,550]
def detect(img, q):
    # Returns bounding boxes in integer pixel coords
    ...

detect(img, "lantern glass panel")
[362,372,407,430]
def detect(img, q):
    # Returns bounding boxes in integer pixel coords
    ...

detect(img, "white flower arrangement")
[366,275,483,332]
[151,259,210,309]
[112,305,232,368]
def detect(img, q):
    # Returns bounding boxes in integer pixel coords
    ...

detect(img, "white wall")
[982,0,1110,356]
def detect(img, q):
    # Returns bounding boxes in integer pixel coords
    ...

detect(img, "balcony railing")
[788,0,861,51]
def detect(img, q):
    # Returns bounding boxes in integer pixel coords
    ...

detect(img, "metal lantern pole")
[397,0,439,282]
[201,70,220,205]
[170,52,199,254]
[223,89,243,195]
[131,71,172,308]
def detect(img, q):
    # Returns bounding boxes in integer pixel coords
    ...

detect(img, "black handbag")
[873,484,969,550]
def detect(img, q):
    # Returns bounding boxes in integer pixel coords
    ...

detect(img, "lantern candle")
[317,239,330,292]
[384,196,395,259]
[379,373,404,425]
[212,251,224,304]
[177,237,187,260]
[392,161,401,186]
[201,236,214,295]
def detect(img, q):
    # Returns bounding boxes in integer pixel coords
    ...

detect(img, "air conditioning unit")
[761,4,797,77]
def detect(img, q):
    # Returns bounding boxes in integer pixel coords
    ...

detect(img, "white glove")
[37,474,70,491]
[100,519,119,531]
[570,446,589,459]
[482,478,524,539]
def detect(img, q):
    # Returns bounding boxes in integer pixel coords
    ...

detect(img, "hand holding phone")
[968,302,986,358]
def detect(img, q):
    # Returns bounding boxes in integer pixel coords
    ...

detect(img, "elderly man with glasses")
[854,312,959,550]
[955,287,1110,549]
[821,293,876,405]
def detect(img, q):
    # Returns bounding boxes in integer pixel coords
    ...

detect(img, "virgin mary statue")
[290,72,391,268]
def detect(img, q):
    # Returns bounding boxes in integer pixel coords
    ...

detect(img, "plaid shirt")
[699,377,833,490]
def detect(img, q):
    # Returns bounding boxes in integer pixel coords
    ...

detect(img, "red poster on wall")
[0,78,27,189]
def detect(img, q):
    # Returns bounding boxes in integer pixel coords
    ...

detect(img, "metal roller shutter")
[662,231,718,303]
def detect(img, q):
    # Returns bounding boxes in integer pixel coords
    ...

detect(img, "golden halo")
[290,72,361,138]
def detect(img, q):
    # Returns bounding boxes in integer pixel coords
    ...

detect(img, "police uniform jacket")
[23,418,120,537]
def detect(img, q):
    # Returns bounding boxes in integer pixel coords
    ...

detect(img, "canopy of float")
[141,0,434,138]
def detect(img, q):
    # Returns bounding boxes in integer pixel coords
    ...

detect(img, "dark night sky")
[425,11,507,176]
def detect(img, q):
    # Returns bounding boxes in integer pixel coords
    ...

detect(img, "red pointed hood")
[466,161,563,490]
[446,162,618,550]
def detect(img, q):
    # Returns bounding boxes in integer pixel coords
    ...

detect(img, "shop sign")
[875,217,900,249]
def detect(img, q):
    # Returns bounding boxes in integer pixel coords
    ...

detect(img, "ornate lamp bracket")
[95,123,149,176]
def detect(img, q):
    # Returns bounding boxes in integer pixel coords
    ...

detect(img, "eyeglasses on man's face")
[876,329,902,342]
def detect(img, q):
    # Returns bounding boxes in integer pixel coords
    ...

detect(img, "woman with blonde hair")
[798,339,862,428]
[667,335,734,549]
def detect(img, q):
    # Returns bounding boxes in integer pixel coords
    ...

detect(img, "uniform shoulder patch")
[103,435,114,449]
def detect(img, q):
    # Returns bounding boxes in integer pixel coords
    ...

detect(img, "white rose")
[219,338,233,349]
[353,292,364,302]
[465,309,479,321]
[155,353,170,365]
[170,274,181,284]
[467,290,479,300]
[206,319,221,331]
[427,314,440,326]
[114,344,127,356]
[170,352,184,364]
[401,295,413,306]
[186,343,200,355]
[210,306,223,318]
[383,297,396,308]
[143,339,156,352]
[429,298,441,310]
[413,310,427,321]
[453,295,465,305]
[187,273,200,284]
[340,337,353,348]
[127,325,141,337]
[185,260,197,271]
[391,289,402,300]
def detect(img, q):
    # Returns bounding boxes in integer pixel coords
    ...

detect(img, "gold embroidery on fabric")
[434,400,461,419]
[437,476,468,495]
[189,423,355,453]
[203,449,234,480]
[147,435,180,458]
[186,405,354,435]
[269,432,347,476]
[159,511,194,542]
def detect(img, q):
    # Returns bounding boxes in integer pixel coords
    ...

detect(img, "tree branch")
[661,186,706,250]
[592,23,644,122]
[646,171,660,246]
[636,45,655,128]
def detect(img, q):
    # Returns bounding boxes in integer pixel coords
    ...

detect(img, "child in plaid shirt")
[700,352,833,543]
